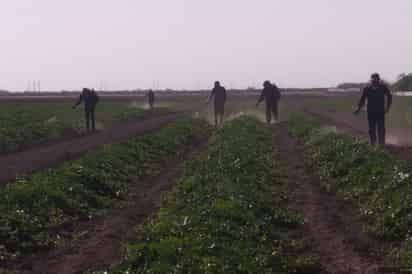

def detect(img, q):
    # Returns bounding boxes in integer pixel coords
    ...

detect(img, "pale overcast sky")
[1,0,411,91]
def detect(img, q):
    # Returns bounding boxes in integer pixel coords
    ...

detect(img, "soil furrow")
[276,123,381,274]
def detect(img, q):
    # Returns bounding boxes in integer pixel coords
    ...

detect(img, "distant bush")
[337,83,366,89]
[392,73,412,91]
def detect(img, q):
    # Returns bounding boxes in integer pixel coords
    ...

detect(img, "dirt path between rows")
[13,136,208,274]
[276,123,382,274]
[0,112,182,187]
[304,108,412,161]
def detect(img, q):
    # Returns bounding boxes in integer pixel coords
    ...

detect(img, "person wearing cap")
[207,81,227,126]
[73,88,99,132]
[354,73,392,146]
[256,80,281,124]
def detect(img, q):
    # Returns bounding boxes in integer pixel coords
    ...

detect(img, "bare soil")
[0,112,182,187]
[276,123,383,274]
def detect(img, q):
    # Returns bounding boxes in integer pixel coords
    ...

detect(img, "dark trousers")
[367,112,385,145]
[214,103,225,126]
[266,102,279,124]
[85,108,96,131]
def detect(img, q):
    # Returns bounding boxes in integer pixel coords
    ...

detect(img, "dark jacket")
[74,89,99,111]
[358,83,392,113]
[147,91,155,103]
[258,85,281,105]
[210,86,227,106]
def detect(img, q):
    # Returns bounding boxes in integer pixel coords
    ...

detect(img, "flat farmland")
[2,91,412,273]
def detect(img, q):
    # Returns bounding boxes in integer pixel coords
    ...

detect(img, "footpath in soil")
[0,112,182,187]
[276,123,382,274]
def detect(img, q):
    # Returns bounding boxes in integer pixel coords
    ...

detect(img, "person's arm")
[256,90,265,106]
[274,85,281,100]
[354,88,367,114]
[73,93,83,109]
[385,86,392,113]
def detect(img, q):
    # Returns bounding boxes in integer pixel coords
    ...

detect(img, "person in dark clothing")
[147,90,155,109]
[73,88,99,132]
[256,80,281,124]
[208,81,227,126]
[354,73,392,146]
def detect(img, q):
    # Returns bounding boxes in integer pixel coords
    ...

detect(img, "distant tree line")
[392,73,412,91]
[337,83,366,89]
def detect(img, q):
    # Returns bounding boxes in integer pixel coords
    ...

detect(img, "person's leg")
[219,106,225,125]
[272,102,279,122]
[367,112,377,145]
[91,108,96,131]
[377,113,386,146]
[266,104,272,124]
[85,110,90,132]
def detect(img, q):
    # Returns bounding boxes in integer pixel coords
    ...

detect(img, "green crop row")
[0,102,160,154]
[288,114,412,264]
[111,117,320,274]
[0,118,209,262]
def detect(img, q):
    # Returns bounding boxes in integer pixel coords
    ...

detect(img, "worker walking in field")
[208,81,227,126]
[147,89,155,109]
[73,88,99,132]
[256,80,281,124]
[354,73,392,146]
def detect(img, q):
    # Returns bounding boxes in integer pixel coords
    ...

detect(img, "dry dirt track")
[0,112,182,187]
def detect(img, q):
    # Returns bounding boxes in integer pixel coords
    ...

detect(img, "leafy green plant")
[0,118,209,261]
[288,114,412,263]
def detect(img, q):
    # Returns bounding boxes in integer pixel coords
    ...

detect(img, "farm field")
[112,117,320,274]
[0,100,171,154]
[1,117,210,272]
[2,92,412,273]
[286,113,412,270]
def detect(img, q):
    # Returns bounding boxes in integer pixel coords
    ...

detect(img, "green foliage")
[0,118,209,261]
[113,117,320,274]
[288,114,412,263]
